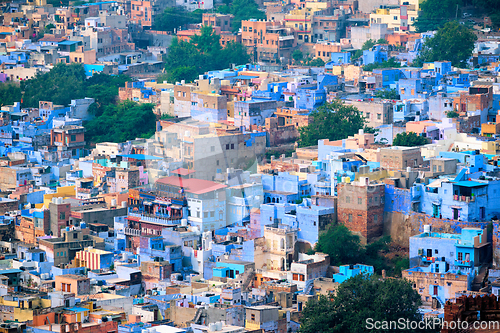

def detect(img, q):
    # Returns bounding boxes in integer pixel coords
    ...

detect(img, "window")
[211,146,215,152]
[70,135,76,141]
[59,212,65,220]
[358,198,362,204]
[231,143,234,149]
[393,16,398,20]
[210,211,214,217]
[434,249,438,254]
[251,314,255,321]
[204,212,208,218]
[226,144,230,150]
[346,196,350,203]
[377,113,381,120]
[458,252,463,261]
[374,215,378,222]
[73,233,77,239]
[348,214,353,222]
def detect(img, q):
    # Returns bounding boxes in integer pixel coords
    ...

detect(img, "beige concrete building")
[345,100,393,128]
[380,146,423,170]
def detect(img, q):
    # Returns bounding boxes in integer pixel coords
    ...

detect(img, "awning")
[450,206,462,209]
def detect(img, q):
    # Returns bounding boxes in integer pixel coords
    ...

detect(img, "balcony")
[453,195,475,202]
[124,227,141,236]
[128,212,181,225]
[421,256,437,263]
[455,259,473,267]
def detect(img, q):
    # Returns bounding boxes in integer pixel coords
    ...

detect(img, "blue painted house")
[332,264,374,283]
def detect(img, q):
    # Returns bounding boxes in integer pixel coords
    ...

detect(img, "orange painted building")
[386,32,420,47]
[313,42,342,62]
[241,20,297,63]
[130,0,152,27]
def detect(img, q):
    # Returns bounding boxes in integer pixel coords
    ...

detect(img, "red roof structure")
[171,168,196,176]
[156,176,226,194]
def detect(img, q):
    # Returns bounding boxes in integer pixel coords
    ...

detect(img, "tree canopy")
[14,63,156,144]
[21,63,87,108]
[292,50,304,64]
[314,224,407,275]
[217,0,265,32]
[153,7,203,33]
[415,21,477,68]
[374,88,400,100]
[393,132,429,147]
[363,58,401,71]
[306,58,325,67]
[414,0,463,32]
[165,26,250,83]
[84,101,156,144]
[298,100,365,147]
[315,225,363,266]
[0,83,22,107]
[300,275,429,333]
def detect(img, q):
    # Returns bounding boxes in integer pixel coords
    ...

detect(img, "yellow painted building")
[0,296,51,322]
[284,1,331,44]
[369,0,419,32]
[36,185,76,209]
[284,8,314,44]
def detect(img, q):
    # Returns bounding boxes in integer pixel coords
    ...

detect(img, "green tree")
[315,225,363,266]
[165,26,250,82]
[415,21,477,68]
[306,58,325,67]
[363,126,378,134]
[300,275,429,333]
[446,110,459,118]
[374,88,400,100]
[363,58,401,71]
[85,73,130,116]
[156,73,169,84]
[44,23,55,33]
[0,83,22,107]
[218,0,266,32]
[190,25,222,55]
[362,39,376,51]
[393,132,429,147]
[167,66,199,83]
[218,41,251,68]
[292,50,304,64]
[352,49,362,60]
[376,38,388,44]
[153,7,202,32]
[298,100,365,147]
[84,101,156,144]
[21,62,87,107]
[414,0,463,32]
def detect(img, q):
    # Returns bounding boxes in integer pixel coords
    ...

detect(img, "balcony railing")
[128,212,181,225]
[453,195,475,202]
[124,227,141,236]
[421,256,436,263]
[455,259,473,267]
